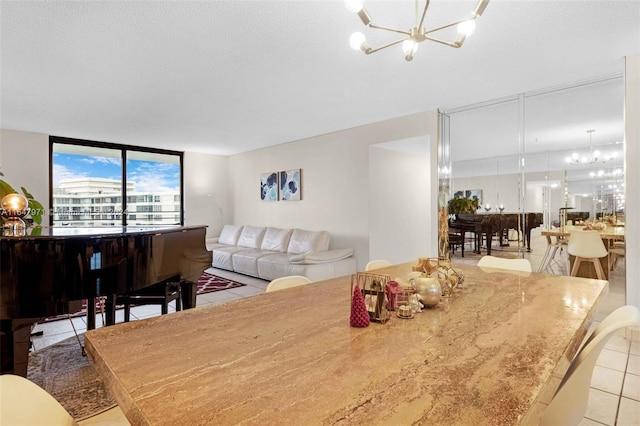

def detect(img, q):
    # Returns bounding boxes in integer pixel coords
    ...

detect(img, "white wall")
[0,129,228,233]
[0,129,50,216]
[453,174,518,212]
[369,145,430,264]
[183,151,229,238]
[227,111,439,271]
[625,53,639,309]
[453,170,564,221]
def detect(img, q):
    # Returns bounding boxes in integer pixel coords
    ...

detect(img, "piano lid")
[0,225,206,241]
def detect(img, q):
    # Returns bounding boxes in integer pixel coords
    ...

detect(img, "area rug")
[27,334,116,421]
[39,273,246,323]
[197,272,246,294]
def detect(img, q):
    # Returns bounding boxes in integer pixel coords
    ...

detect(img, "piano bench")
[116,277,182,322]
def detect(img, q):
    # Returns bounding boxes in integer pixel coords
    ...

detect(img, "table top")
[85,263,607,426]
[541,225,625,240]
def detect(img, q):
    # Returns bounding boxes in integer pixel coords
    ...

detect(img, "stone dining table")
[84,262,608,426]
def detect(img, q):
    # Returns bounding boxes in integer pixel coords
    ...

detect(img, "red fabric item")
[350,284,370,327]
[385,280,399,311]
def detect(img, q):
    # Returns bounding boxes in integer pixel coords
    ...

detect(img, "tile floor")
[31,233,638,425]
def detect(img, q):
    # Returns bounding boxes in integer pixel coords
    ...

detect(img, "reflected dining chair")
[540,305,640,426]
[265,275,312,293]
[537,234,568,274]
[477,255,532,272]
[567,231,608,280]
[365,259,393,271]
[608,244,625,271]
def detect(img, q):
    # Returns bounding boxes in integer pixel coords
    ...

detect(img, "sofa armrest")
[289,248,354,265]
[206,237,220,251]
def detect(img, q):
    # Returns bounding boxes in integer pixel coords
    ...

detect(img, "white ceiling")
[1,1,639,157]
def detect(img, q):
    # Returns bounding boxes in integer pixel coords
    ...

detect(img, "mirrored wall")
[442,73,625,263]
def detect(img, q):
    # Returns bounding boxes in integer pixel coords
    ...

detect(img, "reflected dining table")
[540,225,625,278]
[85,262,607,426]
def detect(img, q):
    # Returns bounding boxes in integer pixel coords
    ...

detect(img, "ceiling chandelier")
[565,129,617,165]
[345,0,490,61]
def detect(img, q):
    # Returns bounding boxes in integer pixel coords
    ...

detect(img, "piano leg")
[0,318,38,377]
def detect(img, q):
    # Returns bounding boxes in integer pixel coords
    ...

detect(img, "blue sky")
[53,153,180,193]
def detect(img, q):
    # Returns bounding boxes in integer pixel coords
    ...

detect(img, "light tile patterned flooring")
[32,233,638,425]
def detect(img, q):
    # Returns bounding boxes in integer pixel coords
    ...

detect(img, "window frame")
[49,136,184,227]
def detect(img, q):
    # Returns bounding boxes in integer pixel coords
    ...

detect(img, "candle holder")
[498,204,505,213]
[484,203,491,213]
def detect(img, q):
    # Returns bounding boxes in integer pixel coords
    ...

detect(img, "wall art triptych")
[260,169,301,201]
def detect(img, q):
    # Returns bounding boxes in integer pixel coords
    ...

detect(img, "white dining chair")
[365,259,393,271]
[265,275,312,292]
[0,374,130,426]
[567,231,608,280]
[477,255,532,272]
[0,374,78,425]
[579,305,639,351]
[540,305,640,426]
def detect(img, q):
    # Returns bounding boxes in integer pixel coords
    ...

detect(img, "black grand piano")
[450,212,543,255]
[1,225,207,376]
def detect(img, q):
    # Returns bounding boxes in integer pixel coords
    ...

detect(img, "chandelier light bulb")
[344,0,364,13]
[346,0,489,59]
[349,32,366,50]
[457,19,476,37]
[402,38,419,60]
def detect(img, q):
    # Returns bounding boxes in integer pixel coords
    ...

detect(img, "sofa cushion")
[218,225,244,246]
[287,229,330,254]
[257,253,297,281]
[237,226,266,249]
[232,249,278,277]
[212,246,253,271]
[289,248,354,265]
[261,227,293,252]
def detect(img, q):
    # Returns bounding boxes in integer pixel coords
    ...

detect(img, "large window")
[50,137,183,227]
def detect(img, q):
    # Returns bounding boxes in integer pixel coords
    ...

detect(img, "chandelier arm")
[417,0,431,29]
[424,35,460,48]
[425,19,473,35]
[367,23,411,36]
[365,38,408,54]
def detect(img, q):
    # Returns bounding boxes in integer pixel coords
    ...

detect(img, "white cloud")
[129,162,179,193]
[53,163,87,187]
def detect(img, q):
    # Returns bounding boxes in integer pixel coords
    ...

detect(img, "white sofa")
[207,225,356,282]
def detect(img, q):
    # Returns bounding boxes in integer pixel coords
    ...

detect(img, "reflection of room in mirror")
[445,75,625,229]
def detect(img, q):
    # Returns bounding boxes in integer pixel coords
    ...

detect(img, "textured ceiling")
[1,1,639,156]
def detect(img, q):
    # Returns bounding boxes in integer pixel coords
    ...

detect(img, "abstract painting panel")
[279,169,301,201]
[260,172,278,201]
